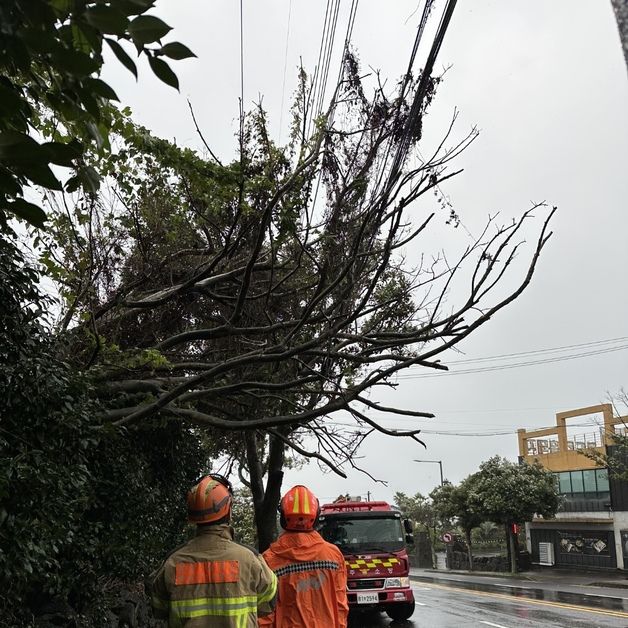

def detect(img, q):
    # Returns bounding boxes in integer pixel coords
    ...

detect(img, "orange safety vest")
[259,530,348,628]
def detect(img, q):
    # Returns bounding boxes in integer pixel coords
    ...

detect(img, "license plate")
[356,592,379,605]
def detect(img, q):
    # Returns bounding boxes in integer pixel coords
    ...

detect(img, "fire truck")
[318,498,415,621]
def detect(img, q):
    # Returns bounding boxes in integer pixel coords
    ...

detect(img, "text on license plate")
[356,592,379,604]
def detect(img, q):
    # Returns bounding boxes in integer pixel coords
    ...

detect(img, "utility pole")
[413,459,444,486]
[366,491,371,501]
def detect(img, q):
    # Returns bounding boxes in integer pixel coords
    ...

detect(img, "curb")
[410,573,628,605]
[415,569,536,581]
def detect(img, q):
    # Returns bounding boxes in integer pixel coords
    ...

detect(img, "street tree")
[583,391,628,480]
[469,456,559,574]
[394,491,439,567]
[431,479,484,570]
[39,45,554,547]
[0,0,194,229]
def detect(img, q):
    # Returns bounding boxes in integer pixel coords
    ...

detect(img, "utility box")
[538,542,555,566]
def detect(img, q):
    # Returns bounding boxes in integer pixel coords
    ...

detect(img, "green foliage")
[431,478,484,536]
[393,491,435,531]
[231,487,258,548]
[0,0,195,228]
[469,456,559,525]
[0,234,208,623]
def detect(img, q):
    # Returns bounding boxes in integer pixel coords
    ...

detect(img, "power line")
[278,0,293,144]
[323,419,617,438]
[239,0,244,109]
[394,343,628,379]
[436,335,628,366]
[314,0,341,119]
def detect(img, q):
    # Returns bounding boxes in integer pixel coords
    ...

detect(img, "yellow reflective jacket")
[150,524,277,628]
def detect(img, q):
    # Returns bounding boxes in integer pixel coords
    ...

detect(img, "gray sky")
[103,1,628,504]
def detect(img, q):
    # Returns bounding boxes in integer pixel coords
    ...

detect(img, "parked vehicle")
[318,498,415,621]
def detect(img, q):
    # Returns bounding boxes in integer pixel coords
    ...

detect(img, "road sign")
[442,532,453,543]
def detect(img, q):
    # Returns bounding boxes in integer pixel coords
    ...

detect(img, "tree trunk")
[465,528,474,571]
[245,432,285,552]
[427,524,437,569]
[507,524,517,574]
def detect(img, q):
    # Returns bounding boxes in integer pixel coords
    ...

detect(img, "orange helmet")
[279,485,320,531]
[187,474,233,525]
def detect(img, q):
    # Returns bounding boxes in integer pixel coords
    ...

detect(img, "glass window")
[319,516,405,553]
[558,472,572,494]
[583,470,597,493]
[570,470,584,493]
[596,469,610,492]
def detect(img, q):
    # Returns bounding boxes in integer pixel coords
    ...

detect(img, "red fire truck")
[318,498,415,621]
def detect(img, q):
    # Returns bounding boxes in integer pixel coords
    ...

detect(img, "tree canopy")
[0,0,194,228]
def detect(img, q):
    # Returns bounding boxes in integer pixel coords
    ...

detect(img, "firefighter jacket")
[259,530,348,628]
[150,524,277,628]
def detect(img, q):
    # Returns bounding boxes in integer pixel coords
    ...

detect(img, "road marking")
[413,586,432,591]
[480,622,511,628]
[420,581,628,620]
[415,602,427,606]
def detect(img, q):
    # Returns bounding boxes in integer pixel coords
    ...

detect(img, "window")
[558,472,572,493]
[319,516,405,553]
[571,471,584,493]
[583,470,597,493]
[554,468,610,498]
[596,469,610,492]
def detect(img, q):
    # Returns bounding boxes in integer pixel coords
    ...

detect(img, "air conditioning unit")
[538,542,555,566]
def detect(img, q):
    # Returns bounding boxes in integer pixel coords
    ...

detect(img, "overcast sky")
[104,1,628,504]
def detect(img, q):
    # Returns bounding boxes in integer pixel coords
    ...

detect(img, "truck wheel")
[386,601,415,621]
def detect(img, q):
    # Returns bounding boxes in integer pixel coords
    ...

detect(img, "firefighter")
[150,474,277,627]
[259,485,349,628]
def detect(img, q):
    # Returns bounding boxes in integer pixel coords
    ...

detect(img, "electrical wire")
[437,335,628,366]
[239,0,244,110]
[314,0,341,119]
[394,343,628,379]
[278,0,293,144]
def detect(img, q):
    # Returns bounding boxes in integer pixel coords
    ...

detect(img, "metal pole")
[413,459,444,486]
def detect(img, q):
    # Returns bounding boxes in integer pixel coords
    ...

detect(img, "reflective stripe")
[302,487,310,514]
[258,572,278,604]
[175,560,240,585]
[274,560,340,578]
[170,595,258,622]
[171,595,257,609]
[292,488,300,513]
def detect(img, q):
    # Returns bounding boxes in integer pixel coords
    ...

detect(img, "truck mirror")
[405,533,414,545]
[403,519,413,534]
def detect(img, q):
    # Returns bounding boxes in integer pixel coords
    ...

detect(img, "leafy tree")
[468,456,559,573]
[394,491,439,568]
[0,231,208,623]
[431,479,484,571]
[0,0,194,228]
[38,49,553,549]
[583,391,628,479]
[231,487,259,548]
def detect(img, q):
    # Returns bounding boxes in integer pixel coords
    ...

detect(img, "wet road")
[348,582,628,627]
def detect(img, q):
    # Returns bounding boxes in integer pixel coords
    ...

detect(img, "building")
[518,404,628,570]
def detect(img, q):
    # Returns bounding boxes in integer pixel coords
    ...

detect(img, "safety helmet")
[279,485,320,531]
[187,474,233,525]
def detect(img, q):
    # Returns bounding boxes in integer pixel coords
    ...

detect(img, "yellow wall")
[518,404,624,472]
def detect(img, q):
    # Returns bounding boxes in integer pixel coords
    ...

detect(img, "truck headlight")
[385,577,410,588]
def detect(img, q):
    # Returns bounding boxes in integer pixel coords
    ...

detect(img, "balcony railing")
[558,493,611,513]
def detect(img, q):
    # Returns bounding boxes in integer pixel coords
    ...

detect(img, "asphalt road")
[347,582,628,627]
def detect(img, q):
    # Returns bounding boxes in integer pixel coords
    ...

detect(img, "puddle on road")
[414,577,628,613]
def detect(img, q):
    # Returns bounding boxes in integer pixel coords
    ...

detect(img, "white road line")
[415,601,427,606]
[480,622,511,628]
[412,586,432,591]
